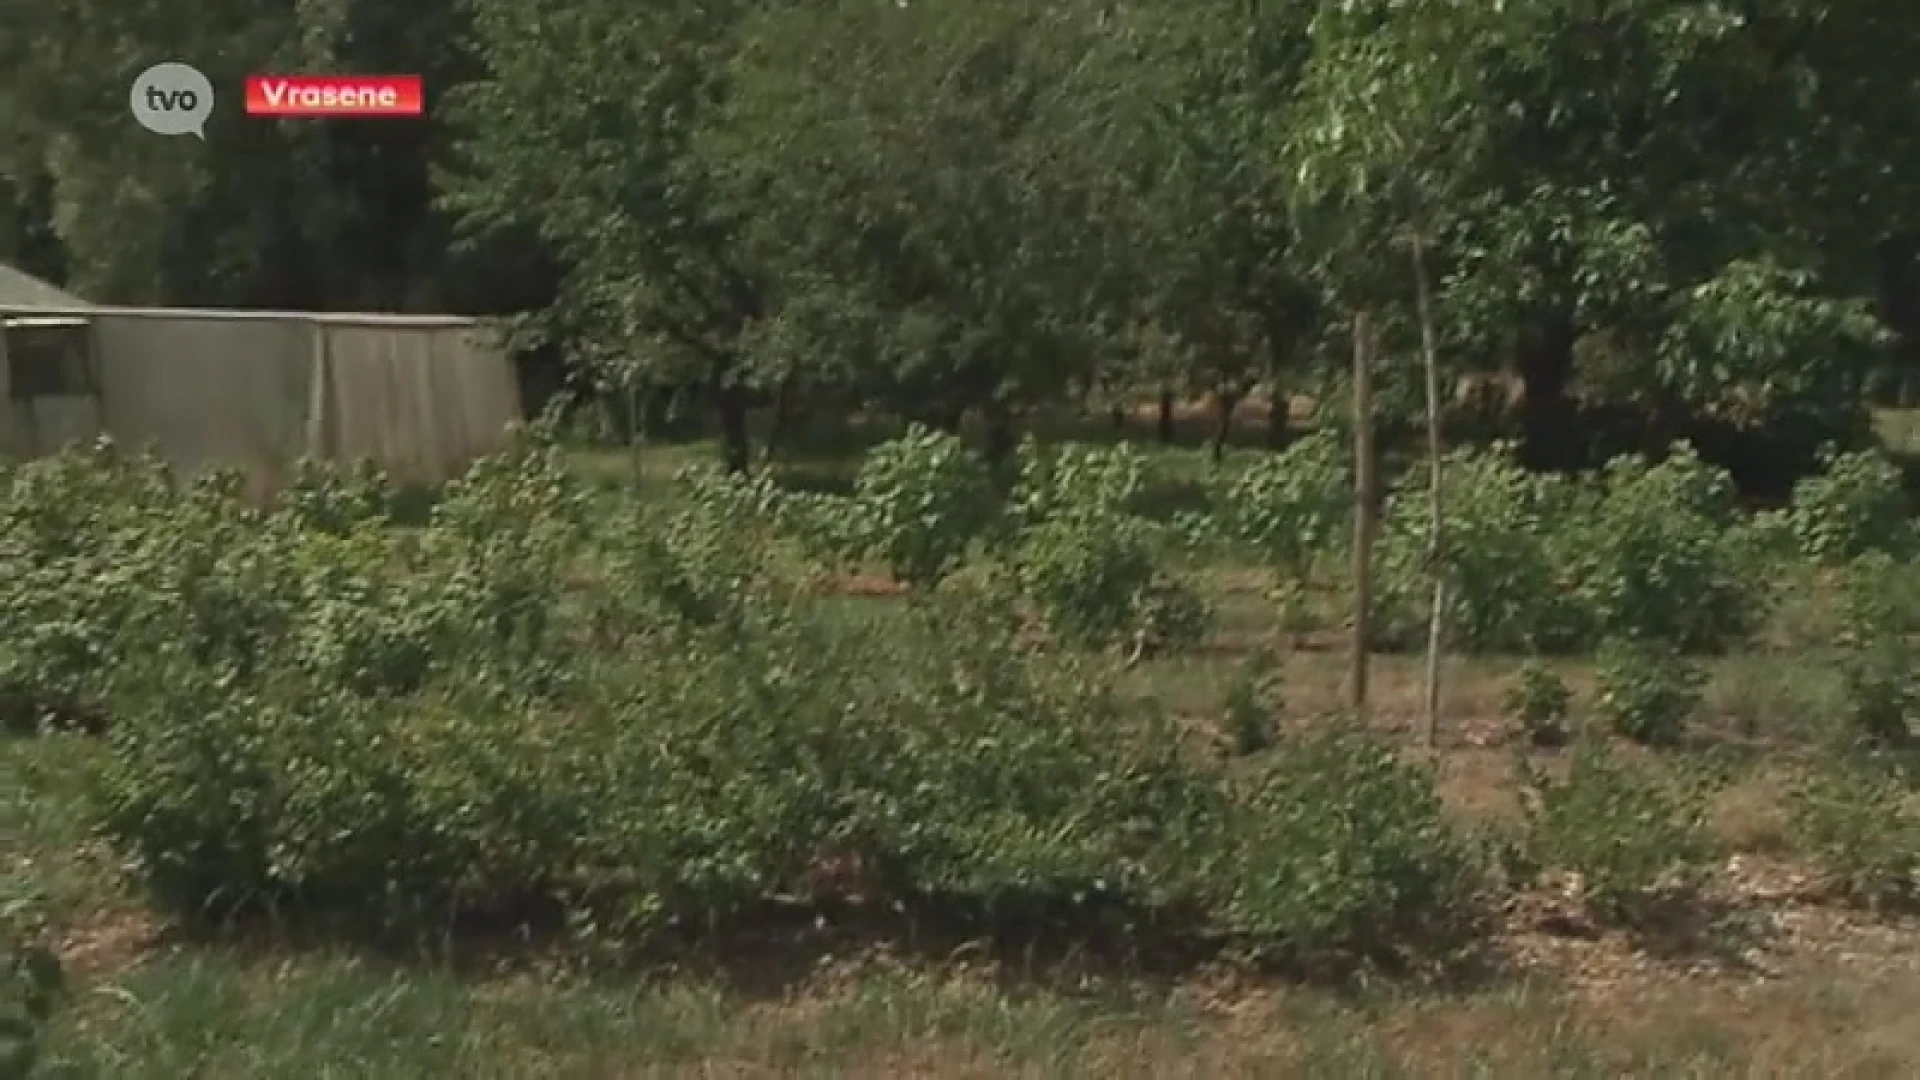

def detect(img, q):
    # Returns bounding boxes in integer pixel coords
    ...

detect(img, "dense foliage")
[0,423,1912,968]
[10,6,1920,1040]
[0,439,1504,962]
[0,869,58,1078]
[5,1,1920,485]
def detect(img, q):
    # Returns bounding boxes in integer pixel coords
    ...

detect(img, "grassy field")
[7,417,1920,1077]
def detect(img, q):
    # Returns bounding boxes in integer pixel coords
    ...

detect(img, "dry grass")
[22,917,1920,1077]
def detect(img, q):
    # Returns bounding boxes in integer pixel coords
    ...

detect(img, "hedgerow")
[1369,442,1765,653]
[7,427,1915,966]
[0,438,1473,964]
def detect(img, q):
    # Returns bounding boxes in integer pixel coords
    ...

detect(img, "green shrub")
[1563,446,1764,650]
[1832,638,1918,748]
[68,437,1492,967]
[80,435,1490,965]
[89,447,1234,941]
[426,436,590,665]
[0,873,60,1079]
[1014,508,1205,649]
[1009,439,1146,527]
[1787,446,1913,563]
[586,467,798,641]
[1838,550,1920,635]
[1132,573,1213,652]
[845,426,999,587]
[1371,444,1770,655]
[675,459,795,529]
[89,440,606,919]
[1009,440,1206,650]
[1220,653,1284,756]
[1503,659,1572,747]
[1202,429,1348,580]
[1787,756,1920,909]
[1592,638,1704,746]
[1522,739,1713,923]
[0,443,182,727]
[1377,446,1590,652]
[1832,553,1920,746]
[1218,729,1481,960]
[276,457,394,534]
[98,657,600,923]
[811,600,1226,919]
[1733,507,1802,564]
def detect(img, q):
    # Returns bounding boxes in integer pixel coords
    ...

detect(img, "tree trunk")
[1350,312,1377,722]
[715,383,752,474]
[761,379,797,465]
[644,385,676,435]
[1265,386,1291,449]
[1110,404,1127,432]
[1211,389,1240,463]
[1880,234,1920,410]
[981,400,1016,467]
[1516,315,1580,471]
[1413,232,1445,748]
[1156,388,1176,443]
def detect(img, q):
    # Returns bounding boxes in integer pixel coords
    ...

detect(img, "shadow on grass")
[146,884,1507,1006]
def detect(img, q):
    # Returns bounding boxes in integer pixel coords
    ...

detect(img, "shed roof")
[0,303,481,328]
[0,263,88,309]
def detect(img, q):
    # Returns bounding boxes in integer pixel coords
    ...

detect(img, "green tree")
[1289,0,1913,483]
[445,0,771,469]
[702,0,1139,460]
[1121,0,1323,460]
[1435,1,1907,476]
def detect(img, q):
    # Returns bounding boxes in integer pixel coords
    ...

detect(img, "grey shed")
[0,267,523,492]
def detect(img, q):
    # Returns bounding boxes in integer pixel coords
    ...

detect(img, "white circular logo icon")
[130,62,214,138]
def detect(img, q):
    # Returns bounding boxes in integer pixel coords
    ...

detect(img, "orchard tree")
[1287,0,1501,743]
[1122,0,1323,459]
[0,165,63,284]
[1287,0,1913,482]
[1288,0,1920,730]
[444,0,771,470]
[1424,0,1910,476]
[701,0,1142,461]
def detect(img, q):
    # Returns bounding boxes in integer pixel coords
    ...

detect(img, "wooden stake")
[1412,231,1445,748]
[1350,310,1376,720]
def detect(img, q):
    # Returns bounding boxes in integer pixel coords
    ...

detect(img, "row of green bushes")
[702,424,1916,656]
[1,433,1914,972]
[736,428,1918,749]
[0,439,1467,962]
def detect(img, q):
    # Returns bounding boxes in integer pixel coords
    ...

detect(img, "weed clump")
[1521,740,1714,924]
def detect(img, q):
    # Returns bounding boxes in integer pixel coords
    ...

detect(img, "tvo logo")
[130,62,213,138]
